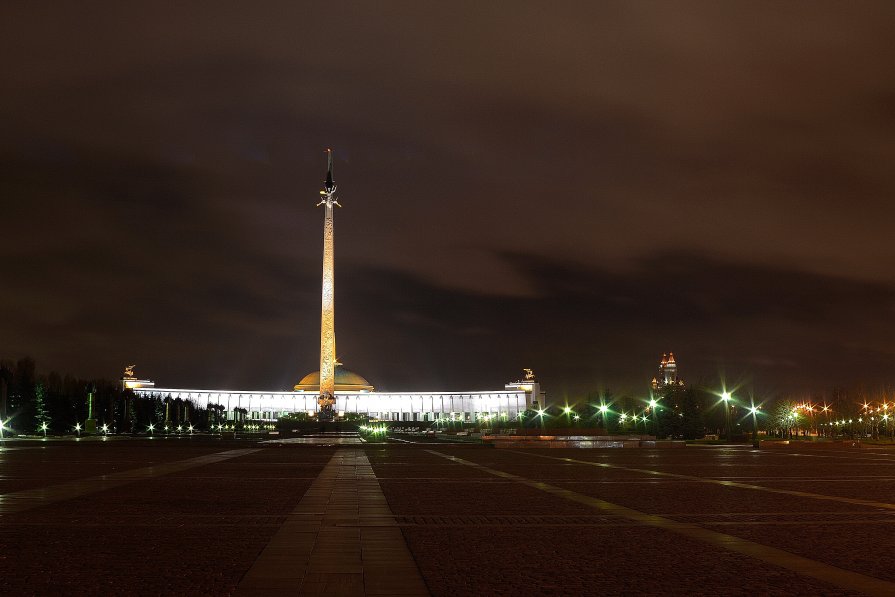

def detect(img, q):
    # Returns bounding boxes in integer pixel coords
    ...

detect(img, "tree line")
[0,357,218,435]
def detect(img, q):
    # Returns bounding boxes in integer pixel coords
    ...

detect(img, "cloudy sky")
[3,1,895,398]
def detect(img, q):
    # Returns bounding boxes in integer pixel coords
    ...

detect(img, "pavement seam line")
[236,448,430,596]
[514,450,895,511]
[0,448,262,515]
[426,449,895,597]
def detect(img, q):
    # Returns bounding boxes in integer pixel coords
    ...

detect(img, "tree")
[9,357,37,432]
[33,382,49,431]
[679,387,706,440]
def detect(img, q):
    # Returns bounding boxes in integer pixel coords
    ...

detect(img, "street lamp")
[721,392,732,442]
[74,422,81,437]
[748,405,760,449]
[599,404,609,432]
[40,421,48,438]
[648,398,658,437]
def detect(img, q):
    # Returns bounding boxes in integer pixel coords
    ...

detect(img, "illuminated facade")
[132,381,540,423]
[651,352,684,393]
[121,365,155,390]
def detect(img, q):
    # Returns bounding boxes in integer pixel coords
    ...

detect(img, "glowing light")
[563,406,571,414]
[648,399,657,408]
[537,409,545,417]
[317,151,338,420]
[721,391,731,402]
[599,405,609,414]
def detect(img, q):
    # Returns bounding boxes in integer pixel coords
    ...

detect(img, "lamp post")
[648,399,658,438]
[749,405,760,449]
[821,404,831,437]
[599,404,609,433]
[85,383,97,434]
[74,422,81,437]
[721,392,733,442]
[40,421,48,438]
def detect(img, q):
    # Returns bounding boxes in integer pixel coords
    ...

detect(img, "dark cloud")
[3,2,895,395]
[335,252,895,397]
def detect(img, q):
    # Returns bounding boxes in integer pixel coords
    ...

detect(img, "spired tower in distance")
[294,149,374,411]
[316,148,341,421]
[651,352,684,394]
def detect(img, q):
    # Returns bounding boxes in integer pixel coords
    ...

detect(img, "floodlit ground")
[2,437,895,595]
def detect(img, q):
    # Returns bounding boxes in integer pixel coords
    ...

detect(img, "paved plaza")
[2,437,895,595]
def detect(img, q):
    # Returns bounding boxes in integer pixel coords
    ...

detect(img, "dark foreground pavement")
[3,437,895,596]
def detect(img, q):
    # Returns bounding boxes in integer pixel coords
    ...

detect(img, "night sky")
[4,2,895,399]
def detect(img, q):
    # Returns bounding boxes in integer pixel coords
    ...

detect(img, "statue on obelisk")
[316,149,341,421]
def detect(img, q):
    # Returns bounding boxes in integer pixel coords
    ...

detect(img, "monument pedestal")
[85,419,97,434]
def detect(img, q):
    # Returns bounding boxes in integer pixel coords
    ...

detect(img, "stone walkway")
[0,447,260,514]
[237,448,429,596]
[427,448,895,597]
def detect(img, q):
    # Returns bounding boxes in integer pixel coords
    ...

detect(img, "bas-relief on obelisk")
[316,149,340,421]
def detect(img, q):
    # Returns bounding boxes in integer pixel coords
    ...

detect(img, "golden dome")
[294,365,374,392]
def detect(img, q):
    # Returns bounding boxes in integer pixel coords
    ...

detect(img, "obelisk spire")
[317,148,340,421]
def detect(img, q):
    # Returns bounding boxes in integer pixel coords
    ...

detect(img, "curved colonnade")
[132,388,534,422]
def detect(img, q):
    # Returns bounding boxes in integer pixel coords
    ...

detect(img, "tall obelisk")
[317,149,340,421]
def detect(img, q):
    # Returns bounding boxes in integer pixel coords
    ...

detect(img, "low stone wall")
[481,435,686,449]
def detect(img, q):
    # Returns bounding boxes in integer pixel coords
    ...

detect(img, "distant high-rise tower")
[651,352,684,393]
